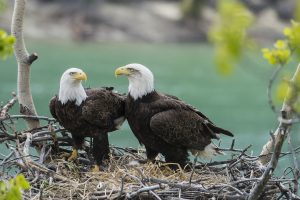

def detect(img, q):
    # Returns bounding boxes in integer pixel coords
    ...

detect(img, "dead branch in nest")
[0,92,18,120]
[251,63,300,200]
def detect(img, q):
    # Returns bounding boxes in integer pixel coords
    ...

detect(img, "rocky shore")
[0,0,297,43]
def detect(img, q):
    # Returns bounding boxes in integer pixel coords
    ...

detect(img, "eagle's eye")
[128,68,136,72]
[69,72,76,75]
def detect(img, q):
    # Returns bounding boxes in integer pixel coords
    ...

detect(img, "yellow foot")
[139,159,154,165]
[60,152,70,159]
[147,159,155,163]
[67,149,78,162]
[91,165,100,172]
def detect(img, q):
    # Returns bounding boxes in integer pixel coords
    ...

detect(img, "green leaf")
[0,174,30,200]
[4,36,16,45]
[261,40,290,66]
[15,174,30,190]
[6,186,21,200]
[0,30,7,39]
[208,0,254,74]
[276,80,289,102]
[0,181,6,192]
[0,28,15,60]
[283,20,300,58]
[0,181,6,200]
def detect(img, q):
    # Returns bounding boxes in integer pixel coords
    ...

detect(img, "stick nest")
[0,95,299,200]
[1,135,286,200]
[30,147,234,199]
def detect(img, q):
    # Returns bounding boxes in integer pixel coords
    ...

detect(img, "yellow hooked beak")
[115,67,131,77]
[74,71,88,81]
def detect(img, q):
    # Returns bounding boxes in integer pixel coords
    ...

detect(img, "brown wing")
[82,88,124,129]
[148,93,233,150]
[150,109,215,150]
[160,93,233,137]
[49,95,81,129]
[49,95,58,120]
[162,93,215,124]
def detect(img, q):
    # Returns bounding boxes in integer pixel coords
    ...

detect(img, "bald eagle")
[115,64,233,167]
[49,68,125,171]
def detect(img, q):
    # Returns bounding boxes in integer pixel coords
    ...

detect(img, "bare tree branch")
[250,63,300,200]
[11,0,40,129]
[0,92,18,120]
[248,127,286,200]
[259,63,300,165]
[288,132,300,194]
[267,65,284,113]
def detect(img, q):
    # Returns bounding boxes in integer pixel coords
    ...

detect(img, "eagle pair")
[50,64,233,171]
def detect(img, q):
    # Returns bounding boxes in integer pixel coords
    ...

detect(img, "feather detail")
[191,143,224,158]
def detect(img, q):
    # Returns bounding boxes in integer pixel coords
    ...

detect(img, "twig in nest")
[127,184,162,199]
[189,156,198,184]
[287,132,300,194]
[0,92,18,120]
[3,114,56,122]
[248,124,287,200]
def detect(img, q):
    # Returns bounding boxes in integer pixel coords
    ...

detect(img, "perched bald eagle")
[49,68,125,171]
[115,64,233,167]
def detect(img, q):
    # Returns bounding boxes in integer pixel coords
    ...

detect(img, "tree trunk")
[11,0,40,129]
[249,63,300,199]
[258,64,300,165]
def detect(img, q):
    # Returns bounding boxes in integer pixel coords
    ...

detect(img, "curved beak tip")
[82,73,88,81]
[74,72,88,81]
[114,67,122,77]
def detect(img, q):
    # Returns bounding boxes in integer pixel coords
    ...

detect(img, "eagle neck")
[128,74,154,100]
[129,90,158,103]
[59,81,87,106]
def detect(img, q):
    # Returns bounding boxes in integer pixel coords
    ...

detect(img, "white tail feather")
[190,143,224,158]
[114,116,126,130]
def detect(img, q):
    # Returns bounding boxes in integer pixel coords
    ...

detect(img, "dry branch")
[259,63,300,165]
[252,63,300,200]
[0,92,17,119]
[287,132,300,194]
[11,0,40,129]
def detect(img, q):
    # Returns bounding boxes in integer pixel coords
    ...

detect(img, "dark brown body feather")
[126,91,233,167]
[49,87,125,165]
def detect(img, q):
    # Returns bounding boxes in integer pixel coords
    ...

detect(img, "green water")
[0,40,297,159]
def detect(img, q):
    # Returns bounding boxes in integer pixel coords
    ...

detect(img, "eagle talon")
[136,159,149,164]
[67,149,78,162]
[91,165,100,172]
[60,152,71,159]
[147,159,156,164]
